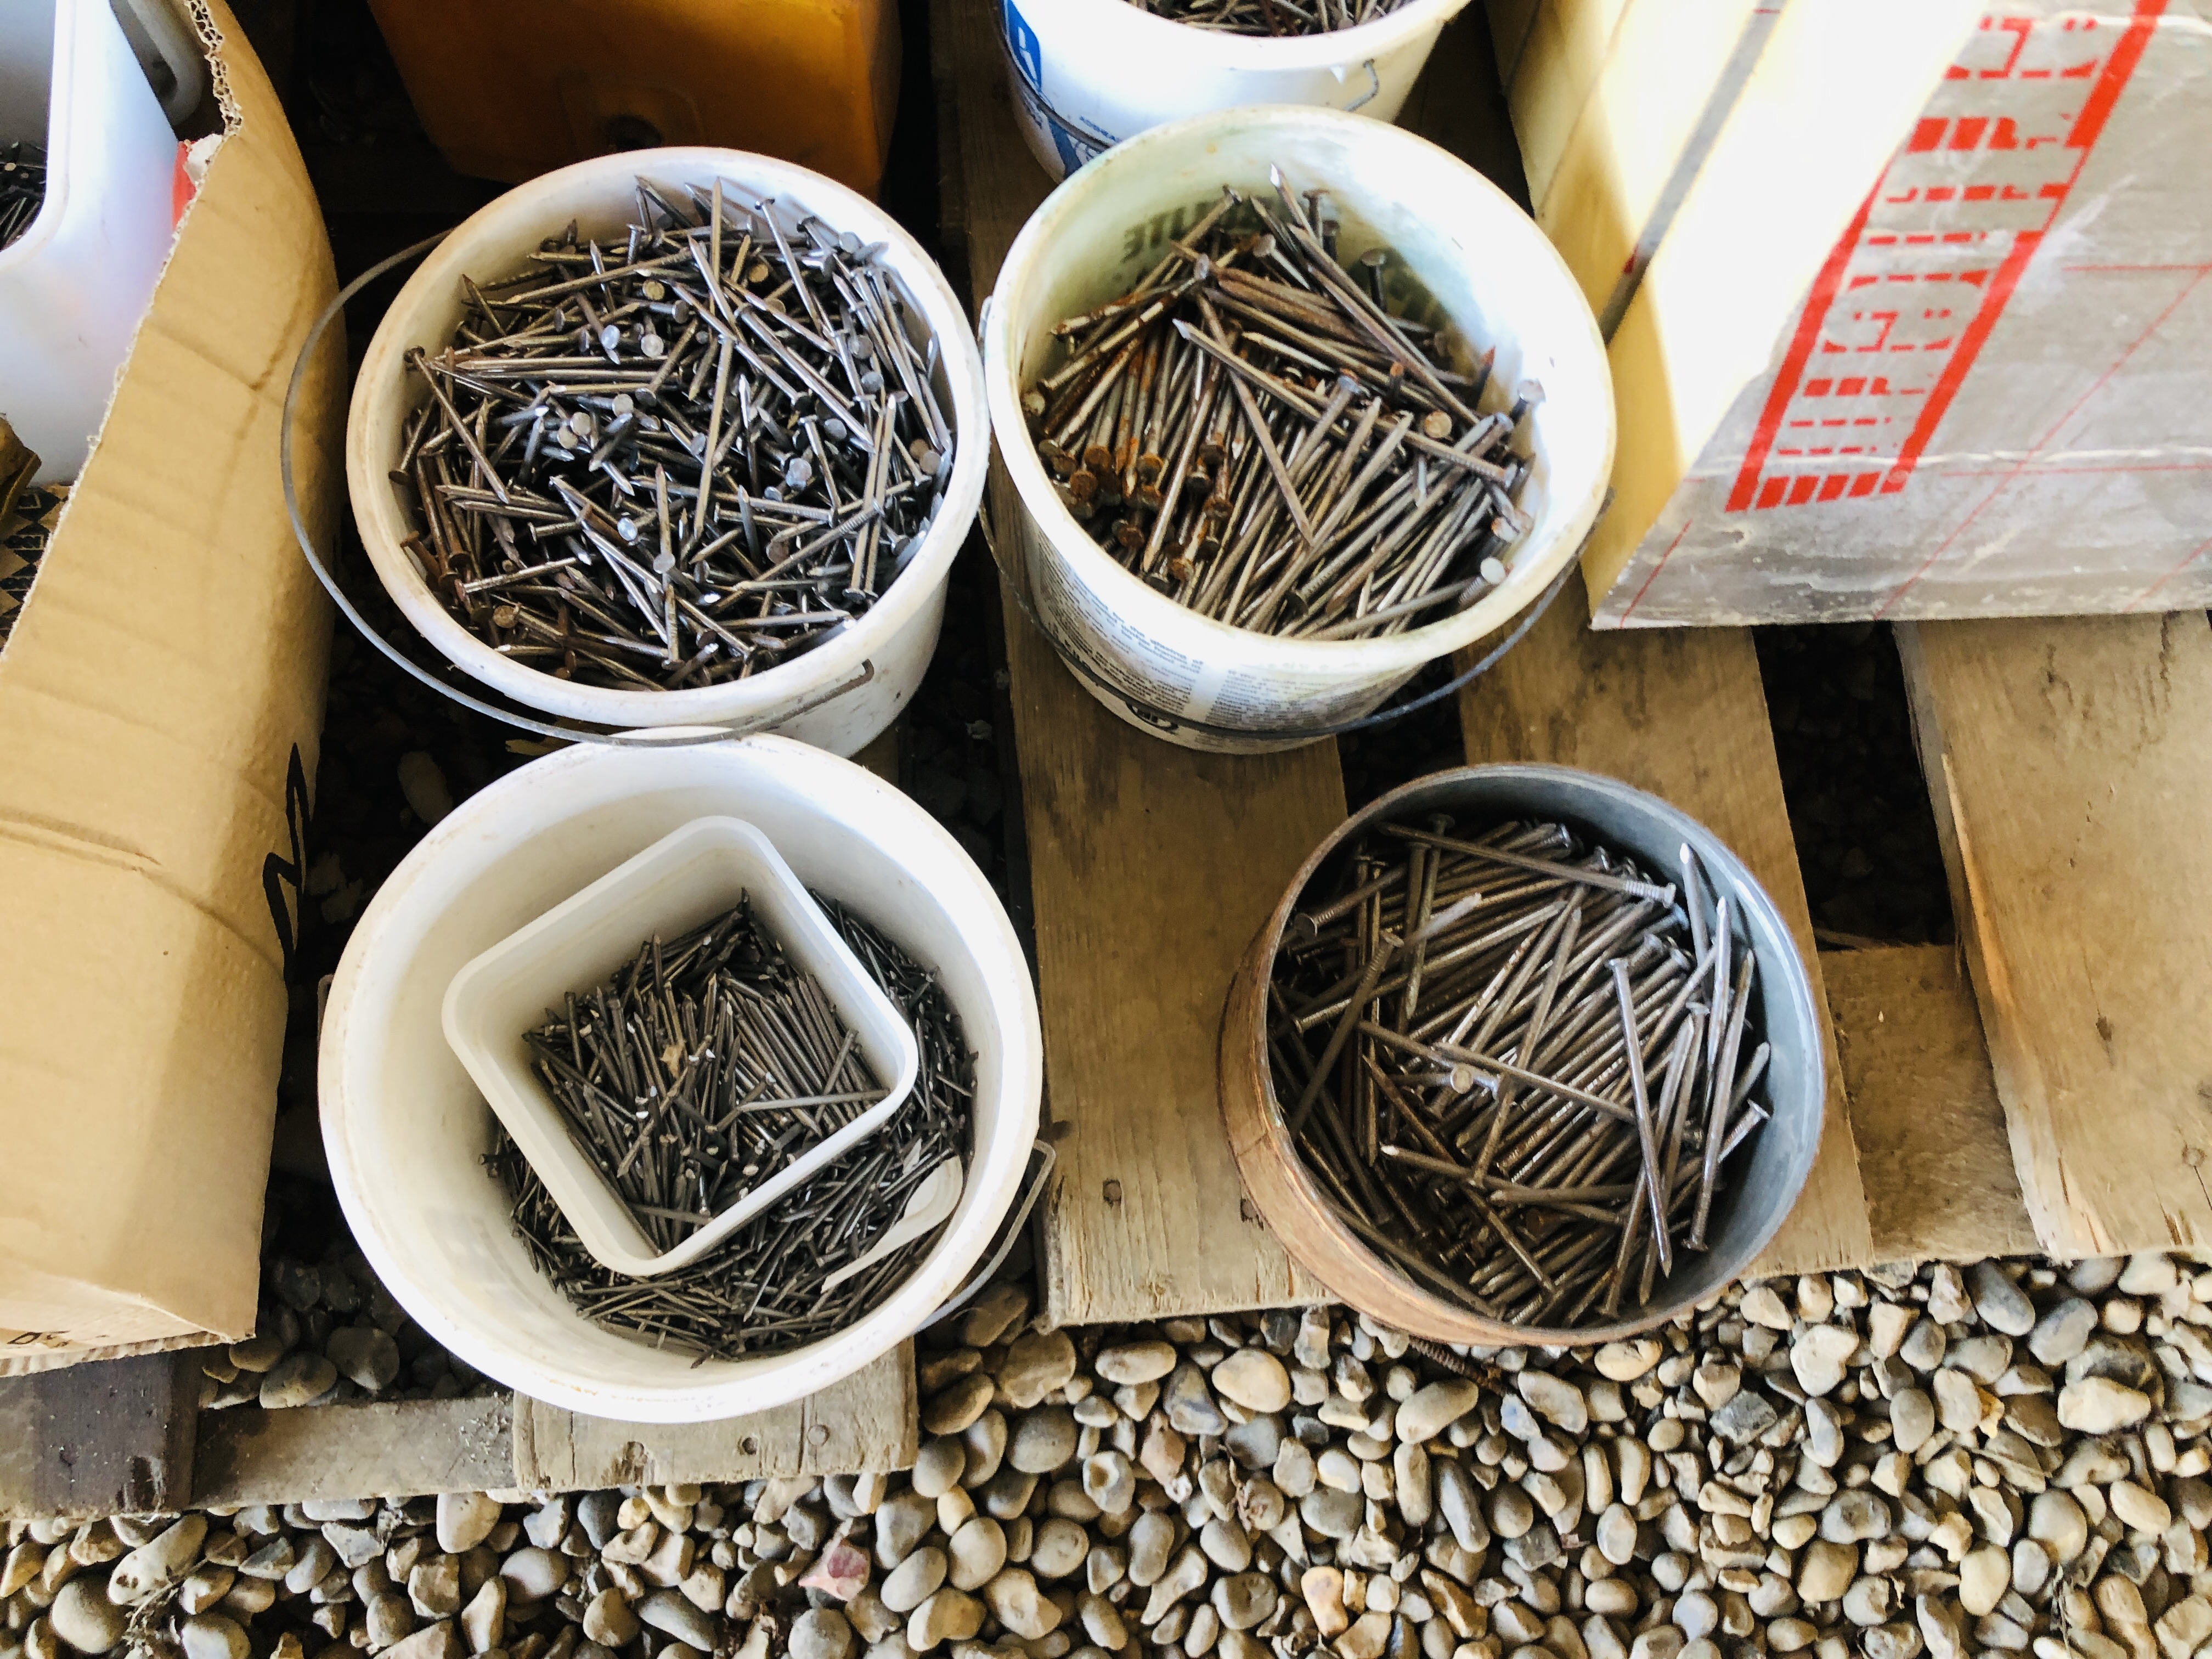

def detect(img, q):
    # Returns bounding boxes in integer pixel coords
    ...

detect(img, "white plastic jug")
[998,0,1476,180]
[0,0,178,482]
[983,106,1614,752]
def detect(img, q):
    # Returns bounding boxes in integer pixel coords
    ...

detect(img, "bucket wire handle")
[974,495,1602,744]
[280,230,876,751]
[1344,60,1381,113]
[922,1138,1058,1329]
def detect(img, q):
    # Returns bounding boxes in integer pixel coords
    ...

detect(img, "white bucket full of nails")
[321,736,1043,1423]
[346,148,989,758]
[997,0,1479,181]
[983,106,1615,754]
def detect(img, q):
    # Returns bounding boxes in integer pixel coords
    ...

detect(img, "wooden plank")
[191,1394,514,1507]
[512,1345,918,1488]
[1895,613,2212,1260]
[1823,944,2036,1266]
[1002,615,1340,1326]
[1457,587,1874,1276]
[932,0,1337,1327]
[0,1350,201,1520]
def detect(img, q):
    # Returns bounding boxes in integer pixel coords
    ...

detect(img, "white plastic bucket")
[320,736,1044,1423]
[0,0,177,482]
[346,148,990,758]
[983,106,1614,753]
[998,0,1475,180]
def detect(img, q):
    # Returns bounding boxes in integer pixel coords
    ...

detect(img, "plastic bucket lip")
[319,735,1045,1423]
[1015,0,1480,70]
[983,104,1615,681]
[1226,763,1826,1345]
[345,145,990,732]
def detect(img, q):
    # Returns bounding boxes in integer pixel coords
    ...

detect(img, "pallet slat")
[933,0,1338,1328]
[511,1346,918,1488]
[1006,612,1340,1326]
[1897,613,2212,1259]
[191,1344,917,1506]
[1457,589,1875,1277]
[0,1350,200,1520]
[1824,944,2036,1265]
[193,1395,514,1508]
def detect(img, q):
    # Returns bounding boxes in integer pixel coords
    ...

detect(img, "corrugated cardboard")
[0,0,340,1364]
[1496,0,2209,625]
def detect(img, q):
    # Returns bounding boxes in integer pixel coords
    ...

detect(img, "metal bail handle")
[280,231,875,752]
[922,1139,1058,1328]
[977,496,1606,747]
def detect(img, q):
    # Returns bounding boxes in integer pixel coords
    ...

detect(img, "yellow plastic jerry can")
[367,0,901,198]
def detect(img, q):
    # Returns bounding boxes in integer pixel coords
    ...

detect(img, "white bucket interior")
[345,147,990,755]
[984,106,1614,752]
[320,737,1043,1424]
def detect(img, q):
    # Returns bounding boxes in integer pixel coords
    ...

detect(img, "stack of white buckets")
[325,153,1045,1425]
[324,16,1612,1423]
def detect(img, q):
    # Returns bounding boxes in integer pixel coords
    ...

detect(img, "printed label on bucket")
[1001,0,1118,175]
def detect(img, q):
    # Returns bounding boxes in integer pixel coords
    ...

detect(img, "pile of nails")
[1128,0,1414,35]
[0,142,44,250]
[396,177,956,692]
[522,896,888,1257]
[492,898,973,1361]
[1265,815,1771,1329]
[1019,168,1532,641]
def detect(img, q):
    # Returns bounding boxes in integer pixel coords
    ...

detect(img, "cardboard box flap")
[0,0,340,1356]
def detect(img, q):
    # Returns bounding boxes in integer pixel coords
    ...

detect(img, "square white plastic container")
[442,815,921,1278]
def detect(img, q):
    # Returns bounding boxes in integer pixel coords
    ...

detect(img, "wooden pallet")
[933,0,2212,1328]
[14,0,2208,1530]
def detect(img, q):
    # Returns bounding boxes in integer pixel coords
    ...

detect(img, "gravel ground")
[16,1252,2212,1659]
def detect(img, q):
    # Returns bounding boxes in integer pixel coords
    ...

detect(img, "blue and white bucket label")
[1001,0,1119,177]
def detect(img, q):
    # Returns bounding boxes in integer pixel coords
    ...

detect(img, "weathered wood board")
[0,1350,201,1520]
[192,1394,512,1508]
[933,0,1337,1327]
[1897,613,2212,1260]
[512,1346,918,1489]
